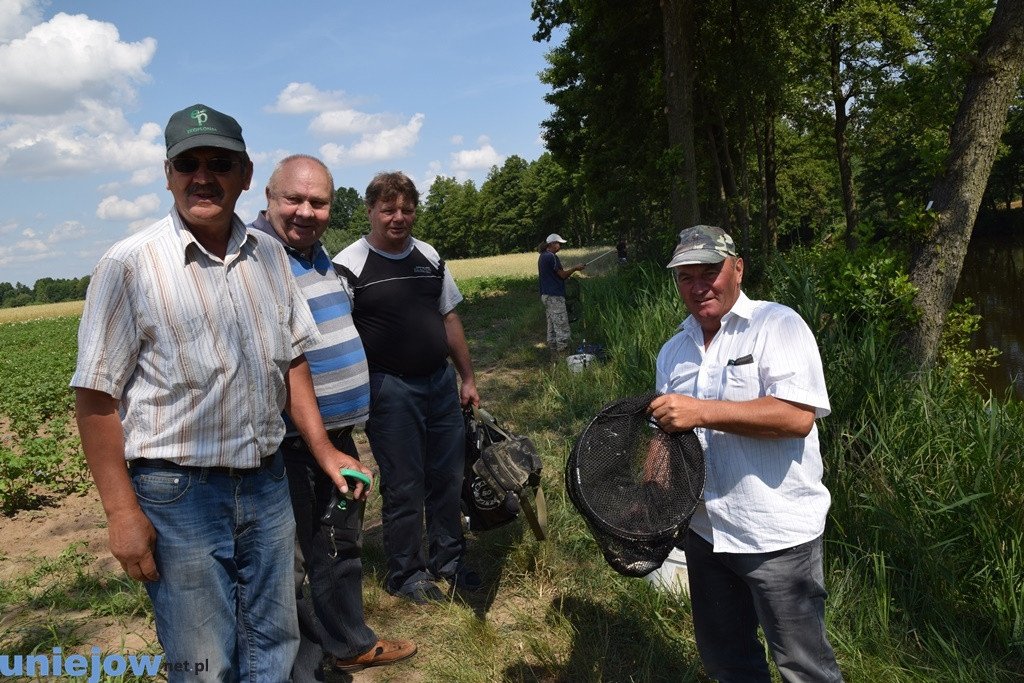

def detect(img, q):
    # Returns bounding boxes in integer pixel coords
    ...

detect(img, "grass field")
[447,246,621,280]
[0,300,84,323]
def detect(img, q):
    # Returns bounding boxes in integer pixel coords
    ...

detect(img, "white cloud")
[47,220,86,243]
[267,82,349,114]
[0,0,43,43]
[21,227,35,238]
[270,82,424,167]
[450,134,464,145]
[319,113,424,165]
[0,235,48,266]
[0,7,161,179]
[450,143,503,172]
[0,12,155,115]
[98,165,161,193]
[309,109,398,137]
[96,193,161,221]
[0,105,164,178]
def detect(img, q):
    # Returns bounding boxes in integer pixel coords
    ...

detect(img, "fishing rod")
[584,249,616,266]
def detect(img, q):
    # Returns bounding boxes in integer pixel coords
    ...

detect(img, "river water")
[954,230,1024,400]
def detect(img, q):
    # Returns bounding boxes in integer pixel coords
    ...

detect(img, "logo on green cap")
[190,108,208,127]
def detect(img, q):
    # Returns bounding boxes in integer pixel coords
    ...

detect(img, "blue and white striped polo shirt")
[250,212,370,434]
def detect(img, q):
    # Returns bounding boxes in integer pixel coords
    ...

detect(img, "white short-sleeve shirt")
[656,291,832,553]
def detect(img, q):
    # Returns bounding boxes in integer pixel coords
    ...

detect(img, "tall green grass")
[512,258,1024,680]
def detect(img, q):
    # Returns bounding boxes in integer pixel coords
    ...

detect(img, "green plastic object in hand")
[340,468,371,497]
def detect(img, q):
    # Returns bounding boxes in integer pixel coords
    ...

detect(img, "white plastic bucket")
[644,547,689,596]
[566,353,597,373]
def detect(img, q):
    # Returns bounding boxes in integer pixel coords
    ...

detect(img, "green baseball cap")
[666,225,737,268]
[165,104,246,158]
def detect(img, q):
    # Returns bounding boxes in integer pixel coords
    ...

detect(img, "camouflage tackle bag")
[462,405,546,540]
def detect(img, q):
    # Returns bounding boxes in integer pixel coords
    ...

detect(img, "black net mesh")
[566,392,705,577]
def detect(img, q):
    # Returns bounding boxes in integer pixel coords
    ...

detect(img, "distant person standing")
[616,237,628,264]
[538,233,584,362]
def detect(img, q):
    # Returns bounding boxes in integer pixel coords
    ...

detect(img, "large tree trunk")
[706,123,729,226]
[905,0,1024,369]
[661,0,701,232]
[829,21,860,251]
[729,0,753,254]
[762,96,779,255]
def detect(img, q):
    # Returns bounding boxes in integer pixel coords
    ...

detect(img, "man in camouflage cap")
[647,225,844,681]
[666,224,737,267]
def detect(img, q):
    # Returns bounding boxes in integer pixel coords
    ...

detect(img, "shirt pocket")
[153,313,225,390]
[721,362,761,402]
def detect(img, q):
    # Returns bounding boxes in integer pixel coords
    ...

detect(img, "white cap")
[545,233,567,244]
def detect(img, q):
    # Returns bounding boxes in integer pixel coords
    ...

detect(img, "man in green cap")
[72,104,364,681]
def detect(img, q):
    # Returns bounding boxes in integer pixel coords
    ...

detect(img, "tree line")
[0,277,90,309]
[322,152,579,260]
[9,0,1024,350]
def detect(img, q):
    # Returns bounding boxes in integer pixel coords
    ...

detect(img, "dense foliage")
[529,0,1010,253]
[0,277,89,309]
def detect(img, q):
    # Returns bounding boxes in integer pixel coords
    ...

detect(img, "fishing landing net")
[565,392,705,577]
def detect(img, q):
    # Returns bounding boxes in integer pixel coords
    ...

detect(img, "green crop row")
[0,316,90,513]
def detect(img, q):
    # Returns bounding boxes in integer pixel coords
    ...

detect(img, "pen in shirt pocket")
[727,354,754,366]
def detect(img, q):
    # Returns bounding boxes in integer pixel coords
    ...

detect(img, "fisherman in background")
[538,233,584,363]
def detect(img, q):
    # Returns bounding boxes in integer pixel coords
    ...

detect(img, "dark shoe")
[433,566,484,592]
[388,579,445,605]
[331,639,417,673]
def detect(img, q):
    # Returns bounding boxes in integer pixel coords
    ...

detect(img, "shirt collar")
[363,234,414,260]
[679,290,753,335]
[171,207,254,264]
[250,210,329,266]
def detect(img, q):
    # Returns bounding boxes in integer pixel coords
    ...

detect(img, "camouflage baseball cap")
[666,225,737,268]
[165,104,246,158]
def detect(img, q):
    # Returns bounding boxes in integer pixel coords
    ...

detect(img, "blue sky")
[0,0,562,286]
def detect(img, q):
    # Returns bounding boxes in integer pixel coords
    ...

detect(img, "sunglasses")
[169,157,241,174]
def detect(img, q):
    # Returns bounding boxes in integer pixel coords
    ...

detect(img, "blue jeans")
[130,452,299,682]
[366,364,466,592]
[685,531,843,683]
[282,430,376,683]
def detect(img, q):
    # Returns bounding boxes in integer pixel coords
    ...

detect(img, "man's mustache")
[186,183,224,198]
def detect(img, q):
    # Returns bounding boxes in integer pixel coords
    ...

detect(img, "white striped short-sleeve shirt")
[71,209,321,467]
[656,291,832,553]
